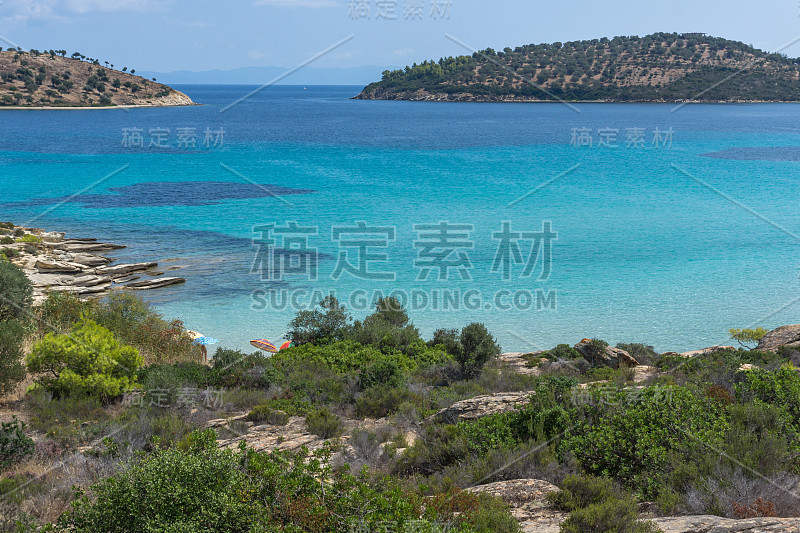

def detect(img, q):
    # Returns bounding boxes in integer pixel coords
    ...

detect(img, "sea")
[1,84,799,354]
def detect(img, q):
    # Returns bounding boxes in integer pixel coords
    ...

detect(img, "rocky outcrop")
[498,352,545,376]
[465,479,565,533]
[677,345,736,358]
[124,277,185,290]
[757,325,800,352]
[4,224,186,301]
[652,515,800,532]
[574,340,639,368]
[95,262,158,277]
[431,391,534,423]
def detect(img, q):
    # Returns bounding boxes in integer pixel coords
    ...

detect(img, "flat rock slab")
[499,352,544,376]
[217,416,330,454]
[123,277,185,290]
[95,262,158,277]
[653,515,800,532]
[431,390,534,422]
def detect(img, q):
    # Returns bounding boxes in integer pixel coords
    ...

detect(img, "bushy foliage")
[729,327,769,349]
[0,261,32,394]
[287,294,351,345]
[0,253,26,291]
[36,292,203,364]
[0,318,27,396]
[246,405,290,426]
[550,474,661,533]
[210,348,276,388]
[563,386,729,497]
[305,407,343,439]
[26,319,143,401]
[51,430,511,532]
[0,417,34,471]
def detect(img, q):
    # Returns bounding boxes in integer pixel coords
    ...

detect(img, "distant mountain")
[356,32,800,103]
[139,65,398,86]
[0,50,193,107]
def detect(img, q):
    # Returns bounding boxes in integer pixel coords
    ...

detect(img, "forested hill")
[355,32,800,103]
[0,48,193,107]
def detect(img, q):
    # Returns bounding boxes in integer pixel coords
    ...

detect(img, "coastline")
[0,102,200,110]
[353,91,800,104]
[1,222,186,303]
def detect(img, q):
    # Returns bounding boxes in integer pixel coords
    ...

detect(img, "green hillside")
[356,32,800,102]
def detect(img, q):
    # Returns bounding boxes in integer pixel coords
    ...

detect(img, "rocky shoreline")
[0,222,185,303]
[353,87,799,104]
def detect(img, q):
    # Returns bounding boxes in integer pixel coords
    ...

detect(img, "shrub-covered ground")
[3,256,800,532]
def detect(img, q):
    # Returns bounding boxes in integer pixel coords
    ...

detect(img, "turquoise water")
[2,85,800,353]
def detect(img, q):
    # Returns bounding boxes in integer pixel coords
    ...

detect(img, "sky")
[1,0,800,75]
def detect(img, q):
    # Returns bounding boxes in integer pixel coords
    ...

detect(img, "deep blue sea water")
[2,85,800,353]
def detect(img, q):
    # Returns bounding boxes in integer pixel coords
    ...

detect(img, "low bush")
[246,405,290,426]
[50,430,509,533]
[550,474,661,533]
[355,384,418,418]
[0,417,34,471]
[305,407,343,439]
[26,319,143,402]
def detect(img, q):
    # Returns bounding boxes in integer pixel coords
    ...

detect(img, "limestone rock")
[499,352,545,376]
[68,253,113,267]
[123,277,185,290]
[217,416,332,454]
[652,515,800,532]
[574,340,638,368]
[95,262,158,277]
[757,325,800,352]
[431,391,533,422]
[34,259,83,273]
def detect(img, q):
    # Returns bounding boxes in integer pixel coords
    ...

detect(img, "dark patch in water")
[701,147,800,161]
[5,181,315,208]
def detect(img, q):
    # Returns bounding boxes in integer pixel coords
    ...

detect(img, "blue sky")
[1,0,799,73]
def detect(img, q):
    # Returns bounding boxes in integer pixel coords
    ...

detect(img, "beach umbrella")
[193,336,219,345]
[250,339,279,353]
[279,341,292,350]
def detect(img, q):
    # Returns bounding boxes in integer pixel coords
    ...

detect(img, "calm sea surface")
[2,85,799,353]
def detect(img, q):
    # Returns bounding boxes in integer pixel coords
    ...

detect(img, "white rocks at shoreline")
[1,223,185,301]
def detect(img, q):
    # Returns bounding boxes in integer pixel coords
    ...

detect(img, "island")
[355,32,800,103]
[0,47,194,107]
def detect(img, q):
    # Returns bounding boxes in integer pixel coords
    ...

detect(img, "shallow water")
[1,85,799,353]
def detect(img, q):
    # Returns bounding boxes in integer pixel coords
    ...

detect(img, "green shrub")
[246,405,290,426]
[456,323,501,377]
[563,386,729,497]
[735,365,800,428]
[15,234,40,243]
[730,327,769,349]
[548,474,620,512]
[0,417,34,471]
[210,347,276,388]
[0,236,13,245]
[0,260,32,322]
[355,384,418,418]
[359,357,407,390]
[616,343,659,365]
[559,495,661,533]
[272,339,384,374]
[545,344,583,361]
[551,475,661,533]
[0,319,27,395]
[287,294,351,345]
[26,319,143,401]
[348,297,425,355]
[305,407,343,439]
[52,430,500,532]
